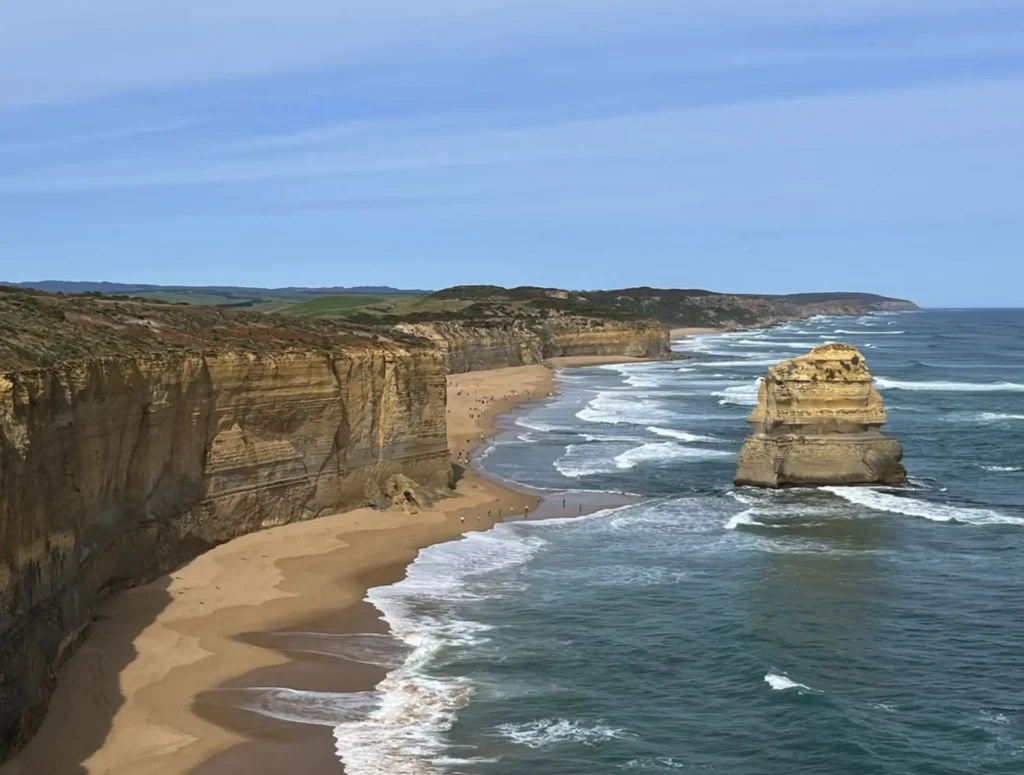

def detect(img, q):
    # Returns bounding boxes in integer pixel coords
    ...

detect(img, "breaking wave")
[646,427,723,443]
[822,487,1024,527]
[614,442,733,470]
[764,673,819,694]
[713,379,762,406]
[497,718,631,748]
[875,378,1024,393]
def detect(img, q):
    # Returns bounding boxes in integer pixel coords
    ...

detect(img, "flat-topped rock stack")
[735,343,906,487]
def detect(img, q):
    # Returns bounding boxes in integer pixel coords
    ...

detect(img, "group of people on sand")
[459,498,582,525]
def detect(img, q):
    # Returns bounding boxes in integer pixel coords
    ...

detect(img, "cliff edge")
[734,343,907,487]
[0,289,452,759]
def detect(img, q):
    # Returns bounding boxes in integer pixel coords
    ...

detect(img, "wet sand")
[3,355,650,775]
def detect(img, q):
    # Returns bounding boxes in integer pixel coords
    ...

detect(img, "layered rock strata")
[0,290,451,759]
[397,317,670,373]
[734,343,906,487]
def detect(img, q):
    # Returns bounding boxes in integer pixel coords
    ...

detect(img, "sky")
[1,1,1022,307]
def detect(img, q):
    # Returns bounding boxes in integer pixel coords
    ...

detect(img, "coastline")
[2,354,653,775]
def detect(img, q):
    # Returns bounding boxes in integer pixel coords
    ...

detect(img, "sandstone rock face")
[0,344,450,757]
[397,317,670,373]
[734,343,906,487]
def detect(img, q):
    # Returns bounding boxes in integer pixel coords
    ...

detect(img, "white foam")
[713,379,762,406]
[833,329,905,335]
[516,433,540,443]
[554,444,618,478]
[764,673,818,693]
[979,465,1022,473]
[875,378,1024,393]
[978,412,1024,422]
[614,442,733,470]
[822,487,1024,526]
[646,427,723,443]
[691,358,781,367]
[515,416,556,432]
[497,718,631,748]
[333,526,548,773]
[725,510,760,530]
[737,339,820,349]
[266,632,410,669]
[577,391,679,426]
[623,757,689,769]
[242,687,381,727]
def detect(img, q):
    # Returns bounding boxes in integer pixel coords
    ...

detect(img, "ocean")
[284,310,1024,774]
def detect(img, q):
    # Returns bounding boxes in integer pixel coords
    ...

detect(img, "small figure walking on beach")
[578,504,583,515]
[562,498,566,509]
[524,506,530,518]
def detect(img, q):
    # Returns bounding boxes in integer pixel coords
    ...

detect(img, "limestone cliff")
[0,289,451,759]
[734,343,906,487]
[396,316,670,373]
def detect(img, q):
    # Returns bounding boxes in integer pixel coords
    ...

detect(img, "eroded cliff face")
[397,317,670,373]
[0,291,451,758]
[735,343,906,487]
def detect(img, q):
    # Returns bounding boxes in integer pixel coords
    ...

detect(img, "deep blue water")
[261,310,1024,774]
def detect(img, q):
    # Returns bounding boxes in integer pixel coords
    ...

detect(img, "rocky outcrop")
[734,343,906,487]
[0,290,451,759]
[397,317,670,373]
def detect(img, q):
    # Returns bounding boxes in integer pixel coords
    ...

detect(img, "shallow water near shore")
[280,310,1024,774]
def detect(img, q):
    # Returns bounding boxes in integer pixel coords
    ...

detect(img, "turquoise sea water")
[258,310,1024,774]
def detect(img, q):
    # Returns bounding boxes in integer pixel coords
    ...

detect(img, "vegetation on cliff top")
[0,286,429,370]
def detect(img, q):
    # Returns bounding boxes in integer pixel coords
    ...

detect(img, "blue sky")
[1,1,1022,306]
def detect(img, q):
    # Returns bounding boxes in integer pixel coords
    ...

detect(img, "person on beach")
[525,506,530,518]
[562,498,566,509]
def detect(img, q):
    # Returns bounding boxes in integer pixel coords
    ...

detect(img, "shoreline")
[2,354,653,775]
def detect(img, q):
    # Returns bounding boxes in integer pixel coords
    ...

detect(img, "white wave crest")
[554,444,618,478]
[515,417,556,432]
[978,412,1024,422]
[691,358,783,367]
[764,673,818,693]
[875,378,1024,393]
[725,510,761,530]
[979,465,1022,473]
[497,718,631,748]
[833,329,904,335]
[614,442,732,470]
[646,427,722,443]
[577,391,679,426]
[822,487,1024,526]
[713,379,762,406]
[623,757,690,769]
[737,339,819,349]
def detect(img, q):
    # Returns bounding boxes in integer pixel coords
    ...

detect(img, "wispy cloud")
[0,1,1021,304]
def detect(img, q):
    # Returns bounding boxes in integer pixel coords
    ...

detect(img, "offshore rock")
[734,343,906,487]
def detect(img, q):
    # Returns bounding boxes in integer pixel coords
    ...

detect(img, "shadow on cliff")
[1,578,175,775]
[450,462,467,488]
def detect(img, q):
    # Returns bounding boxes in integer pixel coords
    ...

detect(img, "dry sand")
[3,355,647,775]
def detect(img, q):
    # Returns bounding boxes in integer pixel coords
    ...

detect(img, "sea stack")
[734,343,906,487]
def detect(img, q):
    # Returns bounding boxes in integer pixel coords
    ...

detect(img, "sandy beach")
[2,355,650,775]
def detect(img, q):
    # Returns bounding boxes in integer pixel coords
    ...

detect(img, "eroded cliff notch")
[734,343,906,487]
